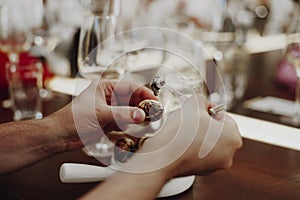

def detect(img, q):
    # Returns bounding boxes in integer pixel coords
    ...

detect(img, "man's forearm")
[0,117,67,174]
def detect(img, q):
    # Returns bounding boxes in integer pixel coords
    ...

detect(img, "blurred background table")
[230,49,295,124]
[0,49,300,200]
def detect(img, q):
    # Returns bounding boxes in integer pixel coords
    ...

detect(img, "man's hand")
[51,80,157,151]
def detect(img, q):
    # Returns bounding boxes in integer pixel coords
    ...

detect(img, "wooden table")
[1,50,300,199]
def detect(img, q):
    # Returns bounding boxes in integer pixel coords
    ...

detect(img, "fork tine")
[214,104,224,112]
[209,104,225,115]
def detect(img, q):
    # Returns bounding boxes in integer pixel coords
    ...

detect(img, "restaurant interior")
[0,0,300,199]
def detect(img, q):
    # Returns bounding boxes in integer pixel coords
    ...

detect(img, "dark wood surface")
[1,50,300,199]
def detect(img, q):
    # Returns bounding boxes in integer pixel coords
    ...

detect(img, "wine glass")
[281,16,300,126]
[0,4,31,63]
[30,0,61,57]
[0,3,33,108]
[197,0,251,109]
[78,14,122,158]
[29,0,62,100]
[78,14,122,80]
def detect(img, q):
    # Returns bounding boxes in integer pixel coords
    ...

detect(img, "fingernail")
[132,109,145,122]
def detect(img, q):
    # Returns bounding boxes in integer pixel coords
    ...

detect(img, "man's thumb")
[102,106,146,125]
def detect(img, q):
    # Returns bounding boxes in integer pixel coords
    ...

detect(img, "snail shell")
[150,76,165,96]
[114,137,135,163]
[138,99,164,122]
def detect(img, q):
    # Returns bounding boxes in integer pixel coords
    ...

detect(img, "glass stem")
[8,53,19,63]
[294,76,300,120]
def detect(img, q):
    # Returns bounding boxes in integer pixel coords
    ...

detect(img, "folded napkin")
[229,113,300,151]
[243,96,296,117]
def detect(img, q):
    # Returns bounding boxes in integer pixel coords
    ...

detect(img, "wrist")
[46,106,83,152]
[117,138,180,181]
[126,114,196,179]
[32,117,67,154]
[137,139,181,179]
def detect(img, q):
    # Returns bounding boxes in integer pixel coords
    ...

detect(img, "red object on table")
[0,52,53,89]
[276,58,297,93]
[276,43,300,93]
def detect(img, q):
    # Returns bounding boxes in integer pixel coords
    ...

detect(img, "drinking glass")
[281,17,300,126]
[30,0,61,57]
[0,3,33,108]
[0,4,31,63]
[78,15,166,159]
[6,62,43,121]
[198,0,251,109]
[78,15,121,80]
[78,15,121,158]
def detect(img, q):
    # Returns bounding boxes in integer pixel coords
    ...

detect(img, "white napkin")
[243,96,296,117]
[229,113,300,151]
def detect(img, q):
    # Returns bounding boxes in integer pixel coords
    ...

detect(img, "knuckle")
[225,115,243,149]
[222,159,233,169]
[235,136,243,149]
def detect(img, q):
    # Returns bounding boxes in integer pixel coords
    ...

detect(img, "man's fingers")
[130,86,158,105]
[102,80,158,106]
[192,94,209,112]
